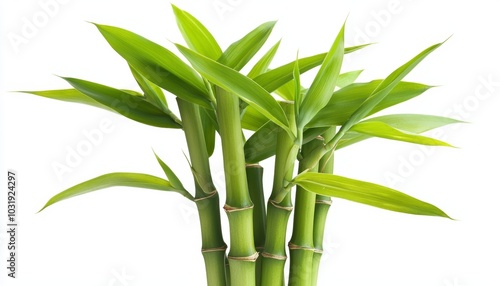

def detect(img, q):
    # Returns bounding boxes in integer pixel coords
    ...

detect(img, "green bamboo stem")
[261,102,298,286]
[246,164,267,286]
[311,127,336,286]
[215,87,257,286]
[289,138,324,286]
[177,98,227,286]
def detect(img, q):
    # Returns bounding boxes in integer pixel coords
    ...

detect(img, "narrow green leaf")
[200,107,217,156]
[218,21,276,71]
[254,44,371,93]
[129,64,169,110]
[248,40,281,78]
[171,4,222,60]
[22,89,113,110]
[294,172,450,218]
[241,105,270,131]
[93,24,211,108]
[176,44,291,135]
[154,152,186,190]
[308,81,433,127]
[61,77,182,128]
[244,121,279,163]
[338,114,462,149]
[298,23,345,129]
[336,70,363,88]
[349,121,454,147]
[39,172,194,212]
[331,41,444,146]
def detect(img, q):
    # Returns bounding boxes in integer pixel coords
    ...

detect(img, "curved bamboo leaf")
[154,152,186,190]
[241,105,270,131]
[298,23,345,129]
[62,77,182,128]
[336,69,363,88]
[254,43,371,93]
[330,41,445,147]
[338,114,462,149]
[244,121,279,163]
[294,172,450,218]
[171,4,222,60]
[23,89,113,111]
[308,81,432,128]
[248,40,281,78]
[200,107,217,156]
[93,24,211,108]
[129,65,170,111]
[349,121,454,147]
[176,44,291,135]
[218,21,276,71]
[39,172,194,212]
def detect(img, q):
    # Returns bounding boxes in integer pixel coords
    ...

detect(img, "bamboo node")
[270,200,293,211]
[227,252,259,262]
[315,199,332,206]
[261,252,287,260]
[194,190,217,202]
[223,204,254,213]
[288,242,315,252]
[313,249,324,254]
[201,245,228,253]
[245,164,263,168]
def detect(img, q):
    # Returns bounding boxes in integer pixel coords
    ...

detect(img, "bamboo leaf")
[308,81,432,128]
[248,40,281,78]
[93,23,211,108]
[176,44,291,135]
[23,89,113,110]
[349,121,454,147]
[338,114,462,149]
[254,44,371,93]
[332,42,444,145]
[129,64,169,110]
[200,107,217,156]
[336,70,363,88]
[39,172,194,212]
[154,152,186,190]
[171,4,222,60]
[298,23,345,129]
[244,121,279,163]
[241,105,270,131]
[61,77,182,128]
[218,21,276,71]
[293,172,450,218]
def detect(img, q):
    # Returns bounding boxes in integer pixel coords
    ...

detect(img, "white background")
[1,0,499,285]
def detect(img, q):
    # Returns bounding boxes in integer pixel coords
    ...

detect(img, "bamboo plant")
[24,5,460,286]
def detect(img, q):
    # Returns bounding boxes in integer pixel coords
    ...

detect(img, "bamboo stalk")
[261,102,298,286]
[288,138,324,286]
[215,87,257,286]
[246,164,267,285]
[311,127,336,286]
[177,99,227,286]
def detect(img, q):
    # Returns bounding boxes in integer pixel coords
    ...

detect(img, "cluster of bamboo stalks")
[27,5,458,286]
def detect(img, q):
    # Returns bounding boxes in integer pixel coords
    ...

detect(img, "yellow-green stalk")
[215,87,257,286]
[260,102,299,286]
[177,99,227,286]
[288,138,324,286]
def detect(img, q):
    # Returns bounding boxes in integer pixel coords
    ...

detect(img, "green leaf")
[129,64,169,110]
[331,41,444,146]
[254,44,371,93]
[218,21,276,71]
[154,152,186,190]
[61,77,181,128]
[241,105,270,131]
[349,121,454,147]
[200,107,217,156]
[22,89,113,110]
[248,40,281,78]
[298,23,345,129]
[171,4,222,60]
[176,44,291,135]
[93,24,211,108]
[39,172,194,212]
[336,70,363,88]
[293,172,450,218]
[338,114,462,149]
[308,81,433,128]
[244,121,279,163]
